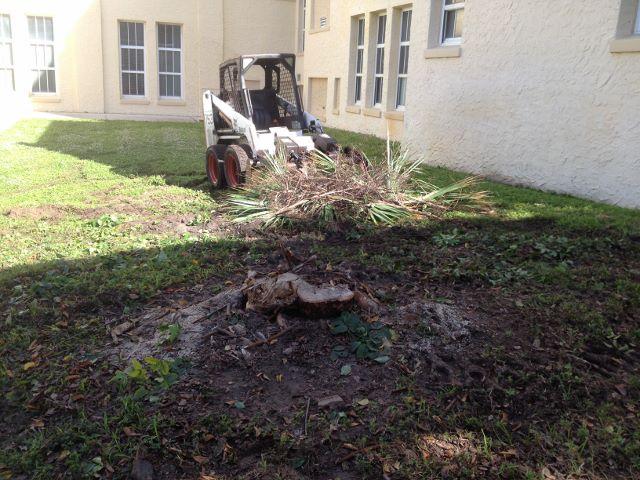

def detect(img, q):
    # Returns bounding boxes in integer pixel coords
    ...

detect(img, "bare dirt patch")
[102,248,491,478]
[3,205,68,221]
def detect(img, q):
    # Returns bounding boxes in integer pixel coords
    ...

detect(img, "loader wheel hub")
[226,157,240,187]
[207,152,218,182]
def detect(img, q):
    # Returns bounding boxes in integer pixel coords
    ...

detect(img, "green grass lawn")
[1,119,639,479]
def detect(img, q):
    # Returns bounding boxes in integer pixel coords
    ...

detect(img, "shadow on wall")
[20,119,209,189]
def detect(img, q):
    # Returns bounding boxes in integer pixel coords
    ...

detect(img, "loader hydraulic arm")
[202,90,261,153]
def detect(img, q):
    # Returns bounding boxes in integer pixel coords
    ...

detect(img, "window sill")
[610,36,640,53]
[424,46,461,59]
[345,105,361,114]
[30,95,61,103]
[384,111,404,121]
[309,26,330,35]
[158,99,187,106]
[120,97,151,105]
[363,107,382,118]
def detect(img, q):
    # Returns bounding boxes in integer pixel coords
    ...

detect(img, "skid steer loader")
[202,53,354,189]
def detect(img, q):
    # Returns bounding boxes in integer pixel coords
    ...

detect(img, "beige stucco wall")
[0,0,104,116]
[300,0,408,140]
[405,0,640,208]
[223,0,296,60]
[300,0,640,207]
[1,0,296,122]
[100,0,222,119]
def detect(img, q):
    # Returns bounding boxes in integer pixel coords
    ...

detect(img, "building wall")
[1,0,296,121]
[406,0,640,208]
[301,0,409,139]
[0,0,105,116]
[100,0,222,119]
[299,0,640,207]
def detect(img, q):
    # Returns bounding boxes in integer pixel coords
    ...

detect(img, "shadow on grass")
[20,119,209,189]
[0,235,266,319]
[1,215,639,478]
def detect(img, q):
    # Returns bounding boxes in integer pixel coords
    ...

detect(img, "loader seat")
[249,89,280,130]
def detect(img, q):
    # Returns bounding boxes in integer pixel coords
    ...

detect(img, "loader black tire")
[205,145,227,189]
[224,145,250,188]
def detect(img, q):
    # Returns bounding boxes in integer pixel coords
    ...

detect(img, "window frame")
[353,16,365,105]
[441,0,464,46]
[372,13,387,108]
[27,15,57,95]
[635,1,640,34]
[118,20,146,99]
[157,23,183,100]
[299,0,307,53]
[0,14,14,92]
[395,9,411,110]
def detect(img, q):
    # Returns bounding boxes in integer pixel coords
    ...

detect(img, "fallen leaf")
[30,418,45,428]
[357,398,370,406]
[22,361,37,371]
[123,427,140,437]
[192,455,209,464]
[340,364,352,376]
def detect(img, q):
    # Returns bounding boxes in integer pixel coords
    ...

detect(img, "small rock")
[317,395,344,408]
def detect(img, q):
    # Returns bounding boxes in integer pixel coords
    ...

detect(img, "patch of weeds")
[187,213,210,226]
[157,323,182,345]
[329,312,392,362]
[112,357,185,401]
[432,228,464,248]
[88,214,122,228]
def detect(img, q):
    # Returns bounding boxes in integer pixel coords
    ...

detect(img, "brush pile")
[226,144,489,227]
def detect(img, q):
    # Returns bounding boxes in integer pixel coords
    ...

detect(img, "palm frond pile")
[227,145,489,228]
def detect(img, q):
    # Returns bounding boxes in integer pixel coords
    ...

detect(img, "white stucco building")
[0,0,638,207]
[299,0,640,208]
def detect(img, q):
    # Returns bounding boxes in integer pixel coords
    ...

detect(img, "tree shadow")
[19,119,210,189]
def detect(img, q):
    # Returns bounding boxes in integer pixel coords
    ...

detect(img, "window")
[373,14,386,107]
[0,14,13,91]
[354,17,365,104]
[636,2,640,34]
[28,16,56,94]
[395,9,411,109]
[119,21,145,97]
[333,77,340,111]
[299,0,307,52]
[441,0,464,45]
[157,24,182,98]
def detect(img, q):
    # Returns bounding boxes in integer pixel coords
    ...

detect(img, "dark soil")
[2,219,639,480]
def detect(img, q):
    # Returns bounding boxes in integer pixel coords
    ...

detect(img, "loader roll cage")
[219,54,305,132]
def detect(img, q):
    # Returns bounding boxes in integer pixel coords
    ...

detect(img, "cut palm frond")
[225,143,490,228]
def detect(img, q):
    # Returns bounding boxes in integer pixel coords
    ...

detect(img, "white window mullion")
[120,21,145,98]
[441,0,465,46]
[157,23,182,99]
[0,14,14,91]
[299,0,307,52]
[28,16,56,94]
[373,14,386,108]
[354,17,365,105]
[396,9,411,110]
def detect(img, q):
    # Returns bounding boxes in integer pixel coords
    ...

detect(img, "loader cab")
[219,54,306,132]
